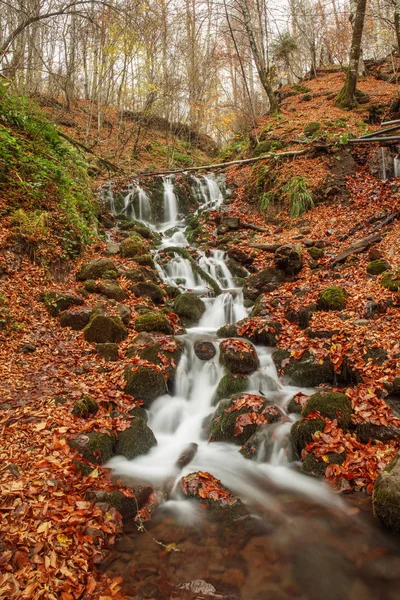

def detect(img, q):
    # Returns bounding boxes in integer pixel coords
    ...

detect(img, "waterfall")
[193,174,224,211]
[381,147,388,181]
[163,176,179,226]
[121,184,152,223]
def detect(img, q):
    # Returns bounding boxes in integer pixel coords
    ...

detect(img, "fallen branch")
[330,233,382,266]
[58,131,125,174]
[248,243,282,251]
[242,223,270,232]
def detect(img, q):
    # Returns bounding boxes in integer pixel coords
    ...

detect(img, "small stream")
[104,175,400,600]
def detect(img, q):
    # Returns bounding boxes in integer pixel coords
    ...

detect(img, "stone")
[367,259,391,275]
[105,242,120,255]
[96,343,119,361]
[212,372,249,405]
[60,307,93,330]
[72,395,99,418]
[134,312,173,334]
[240,422,292,462]
[124,268,145,282]
[126,333,183,383]
[227,247,253,265]
[84,314,127,343]
[96,280,127,301]
[381,271,400,292]
[68,431,114,464]
[219,338,259,374]
[302,452,346,478]
[356,422,400,443]
[308,246,324,260]
[173,292,206,327]
[131,281,165,304]
[274,244,303,276]
[285,304,316,329]
[76,258,116,281]
[373,454,400,533]
[194,340,216,361]
[124,364,167,406]
[120,234,147,258]
[243,267,286,301]
[116,304,131,326]
[317,286,348,311]
[273,349,335,387]
[302,391,352,429]
[291,418,325,458]
[40,291,84,317]
[114,417,157,459]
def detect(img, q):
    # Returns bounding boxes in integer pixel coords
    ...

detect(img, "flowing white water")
[194,174,224,211]
[163,175,179,226]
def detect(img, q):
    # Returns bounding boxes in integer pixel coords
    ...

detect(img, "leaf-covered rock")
[212,372,249,405]
[120,234,147,258]
[243,267,286,301]
[68,432,114,464]
[59,307,93,330]
[114,417,157,459]
[219,338,260,374]
[302,391,352,430]
[274,244,303,276]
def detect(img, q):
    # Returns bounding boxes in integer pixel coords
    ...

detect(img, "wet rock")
[174,292,206,327]
[373,454,400,534]
[72,394,99,418]
[175,442,198,469]
[68,431,114,464]
[226,258,248,279]
[240,422,292,462]
[116,304,131,326]
[96,280,127,301]
[134,312,173,334]
[60,307,93,330]
[273,349,335,387]
[285,303,316,329]
[317,286,348,311]
[194,340,216,361]
[356,422,400,443]
[212,372,249,405]
[131,281,165,304]
[209,393,283,445]
[87,490,143,521]
[291,418,325,457]
[124,268,145,282]
[367,259,391,275]
[40,291,84,317]
[219,338,259,374]
[302,452,346,478]
[171,579,241,600]
[274,244,302,276]
[216,324,238,338]
[114,417,157,459]
[126,333,183,383]
[227,247,253,265]
[120,234,147,258]
[302,391,352,429]
[243,267,286,301]
[84,314,127,343]
[124,364,167,406]
[96,343,119,361]
[363,301,386,319]
[76,258,116,281]
[286,396,303,414]
[180,471,242,509]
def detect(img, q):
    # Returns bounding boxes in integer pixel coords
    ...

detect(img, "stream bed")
[103,174,400,600]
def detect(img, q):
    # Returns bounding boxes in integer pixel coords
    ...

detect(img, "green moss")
[304,122,320,137]
[124,365,167,406]
[102,269,119,280]
[367,259,391,275]
[254,140,283,156]
[131,281,165,304]
[82,279,97,293]
[125,268,145,282]
[68,431,114,464]
[317,286,348,311]
[212,372,249,405]
[84,314,127,343]
[40,291,83,316]
[134,312,173,334]
[302,391,352,429]
[174,292,206,327]
[96,343,119,361]
[97,280,127,301]
[72,395,99,418]
[292,84,311,93]
[381,271,400,291]
[302,452,345,478]
[216,324,238,338]
[219,340,259,374]
[134,253,155,267]
[77,258,116,281]
[308,247,324,260]
[114,417,157,459]
[120,234,147,258]
[291,418,325,458]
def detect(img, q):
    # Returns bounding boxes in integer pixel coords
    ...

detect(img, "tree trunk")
[335,0,367,109]
[395,0,400,55]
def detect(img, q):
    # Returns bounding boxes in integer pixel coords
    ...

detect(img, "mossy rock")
[381,271,400,291]
[219,339,260,374]
[302,391,352,429]
[212,372,249,405]
[165,284,181,299]
[173,292,206,327]
[302,452,345,478]
[77,258,117,281]
[304,122,320,137]
[243,267,286,301]
[291,418,325,458]
[114,417,157,459]
[131,281,165,304]
[87,490,140,521]
[209,393,282,446]
[124,268,145,282]
[286,396,303,414]
[126,333,183,382]
[274,244,302,276]
[216,323,238,338]
[272,349,335,387]
[372,455,400,534]
[60,307,93,330]
[317,286,348,311]
[134,312,173,334]
[366,259,391,275]
[82,280,98,293]
[72,394,99,418]
[124,365,167,406]
[68,431,114,464]
[120,234,147,258]
[308,247,324,260]
[96,343,119,361]
[102,269,119,280]
[97,280,127,301]
[40,291,84,317]
[134,254,155,267]
[254,140,283,156]
[84,314,127,343]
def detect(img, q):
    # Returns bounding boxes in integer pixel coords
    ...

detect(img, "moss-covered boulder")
[227,247,254,266]
[291,418,325,458]
[96,280,127,301]
[212,372,249,405]
[134,312,173,334]
[82,280,98,293]
[302,452,345,478]
[87,489,150,521]
[285,304,316,329]
[254,140,284,156]
[114,417,157,459]
[180,471,243,510]
[117,304,131,326]
[96,343,119,361]
[40,291,84,317]
[235,317,282,346]
[302,391,352,429]
[367,259,391,275]
[126,333,183,383]
[124,364,167,406]
[219,338,259,374]
[317,286,348,311]
[68,431,114,464]
[60,307,93,330]
[72,395,99,418]
[101,269,119,280]
[131,281,165,304]
[356,422,400,444]
[243,267,286,301]
[381,271,400,291]
[173,292,206,327]
[124,268,145,282]
[273,349,335,387]
[209,393,283,445]
[120,234,147,258]
[372,455,400,534]
[274,244,303,276]
[77,258,116,281]
[84,314,127,343]
[134,254,155,267]
[216,324,238,338]
[308,247,324,260]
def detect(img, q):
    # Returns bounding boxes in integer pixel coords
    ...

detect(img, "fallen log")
[242,223,270,232]
[248,243,282,252]
[330,233,382,266]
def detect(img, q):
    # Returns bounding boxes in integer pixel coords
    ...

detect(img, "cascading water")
[105,172,400,600]
[193,173,224,210]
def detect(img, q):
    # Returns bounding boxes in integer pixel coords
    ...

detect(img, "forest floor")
[1,66,400,598]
